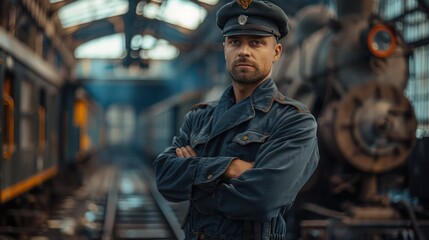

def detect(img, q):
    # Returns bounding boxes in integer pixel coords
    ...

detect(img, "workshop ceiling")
[47,0,320,68]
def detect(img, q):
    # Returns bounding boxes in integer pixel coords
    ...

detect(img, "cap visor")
[223,29,274,37]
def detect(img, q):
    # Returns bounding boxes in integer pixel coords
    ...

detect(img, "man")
[153,0,319,239]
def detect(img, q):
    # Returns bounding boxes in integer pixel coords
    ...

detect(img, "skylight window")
[131,34,179,60]
[75,33,125,59]
[141,0,208,30]
[76,33,177,61]
[141,35,157,49]
[58,0,129,28]
[131,34,158,50]
[140,39,179,60]
[138,2,159,19]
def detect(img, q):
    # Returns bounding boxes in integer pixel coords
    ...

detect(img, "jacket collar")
[218,78,278,113]
[207,78,278,140]
[250,78,278,113]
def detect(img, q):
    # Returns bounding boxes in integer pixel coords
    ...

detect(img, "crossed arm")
[154,110,319,221]
[176,146,253,179]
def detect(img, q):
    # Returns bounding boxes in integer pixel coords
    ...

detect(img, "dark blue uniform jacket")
[154,78,319,240]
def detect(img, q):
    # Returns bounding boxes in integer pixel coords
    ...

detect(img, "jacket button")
[198,233,205,239]
[207,174,213,180]
[279,96,284,100]
[242,135,248,141]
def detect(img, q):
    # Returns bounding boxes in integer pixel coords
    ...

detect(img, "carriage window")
[39,89,47,155]
[19,80,34,150]
[20,80,33,113]
[2,75,15,159]
[73,98,92,151]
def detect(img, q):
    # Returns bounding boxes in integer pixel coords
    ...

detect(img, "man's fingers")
[185,146,197,157]
[180,147,190,157]
[176,148,184,157]
[176,146,197,158]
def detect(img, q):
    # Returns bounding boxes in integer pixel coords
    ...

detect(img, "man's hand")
[176,146,253,179]
[223,159,253,179]
[176,145,197,158]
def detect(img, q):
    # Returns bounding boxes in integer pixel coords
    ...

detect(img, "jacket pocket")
[230,130,269,162]
[233,130,269,145]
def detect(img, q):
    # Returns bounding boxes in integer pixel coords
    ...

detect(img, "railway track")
[45,149,186,240]
[101,151,185,240]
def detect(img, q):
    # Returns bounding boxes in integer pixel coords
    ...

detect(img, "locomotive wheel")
[334,82,417,173]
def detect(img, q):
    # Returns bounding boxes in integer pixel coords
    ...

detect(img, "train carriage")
[0,28,63,204]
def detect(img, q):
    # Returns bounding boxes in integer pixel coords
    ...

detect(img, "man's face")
[223,35,282,85]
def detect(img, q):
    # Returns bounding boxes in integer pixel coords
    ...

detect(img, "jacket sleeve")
[194,110,319,221]
[153,110,235,202]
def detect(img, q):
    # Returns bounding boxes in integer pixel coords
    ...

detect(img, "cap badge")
[238,14,248,25]
[237,0,252,10]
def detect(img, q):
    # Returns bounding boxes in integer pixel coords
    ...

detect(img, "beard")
[228,58,268,85]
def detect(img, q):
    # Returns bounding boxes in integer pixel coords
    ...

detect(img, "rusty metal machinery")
[273,7,410,115]
[319,82,417,174]
[272,0,416,180]
[317,81,418,211]
[271,0,429,239]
